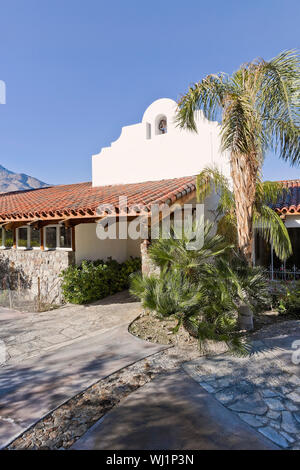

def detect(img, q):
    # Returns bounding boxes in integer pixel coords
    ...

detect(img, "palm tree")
[196,167,292,262]
[176,50,299,263]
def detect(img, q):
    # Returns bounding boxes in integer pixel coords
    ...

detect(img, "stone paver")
[183,320,300,449]
[0,292,146,365]
[72,371,278,450]
[0,291,166,448]
[258,426,289,448]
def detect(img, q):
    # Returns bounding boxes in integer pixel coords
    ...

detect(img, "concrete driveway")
[0,291,165,448]
[73,370,278,450]
[73,320,300,451]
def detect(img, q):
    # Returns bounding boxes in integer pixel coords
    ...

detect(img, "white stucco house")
[0,98,298,301]
[92,98,230,186]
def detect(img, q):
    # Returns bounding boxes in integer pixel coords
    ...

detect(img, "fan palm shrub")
[130,266,249,355]
[130,268,203,322]
[148,220,231,279]
[213,255,271,329]
[176,50,300,263]
[130,223,269,355]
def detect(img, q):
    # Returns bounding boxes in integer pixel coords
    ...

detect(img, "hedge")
[60,257,141,304]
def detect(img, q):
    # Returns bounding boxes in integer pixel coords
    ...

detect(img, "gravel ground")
[129,311,199,346]
[130,309,298,344]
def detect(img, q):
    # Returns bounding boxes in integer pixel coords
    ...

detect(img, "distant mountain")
[0,165,49,193]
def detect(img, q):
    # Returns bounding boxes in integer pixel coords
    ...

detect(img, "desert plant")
[148,220,232,279]
[130,265,249,355]
[130,268,203,320]
[131,221,272,353]
[213,255,271,328]
[215,255,271,308]
[130,226,258,354]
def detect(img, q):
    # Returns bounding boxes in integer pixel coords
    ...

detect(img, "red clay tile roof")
[0,176,197,222]
[274,179,300,215]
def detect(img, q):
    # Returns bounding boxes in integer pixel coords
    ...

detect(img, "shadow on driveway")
[73,370,279,450]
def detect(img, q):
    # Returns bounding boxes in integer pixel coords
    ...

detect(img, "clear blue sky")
[0,0,299,185]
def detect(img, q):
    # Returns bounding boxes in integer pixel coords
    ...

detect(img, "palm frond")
[259,50,300,165]
[216,213,237,245]
[176,74,229,131]
[129,272,158,311]
[196,167,233,209]
[221,89,263,158]
[254,205,292,260]
[255,180,286,207]
[148,220,232,277]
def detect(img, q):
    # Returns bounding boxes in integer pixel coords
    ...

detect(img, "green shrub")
[268,280,300,316]
[275,281,300,316]
[61,257,141,304]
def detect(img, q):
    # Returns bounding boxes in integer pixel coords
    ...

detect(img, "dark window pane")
[4,229,13,247]
[30,227,40,248]
[255,230,270,267]
[45,227,57,249]
[285,228,300,269]
[18,227,28,248]
[60,226,72,248]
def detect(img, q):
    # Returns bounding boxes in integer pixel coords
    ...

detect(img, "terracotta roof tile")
[2,174,297,222]
[0,176,197,222]
[273,179,300,215]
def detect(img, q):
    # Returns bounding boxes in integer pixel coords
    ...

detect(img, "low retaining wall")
[0,249,75,305]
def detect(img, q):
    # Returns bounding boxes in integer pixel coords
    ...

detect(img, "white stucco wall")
[75,223,129,264]
[126,237,141,258]
[92,98,230,187]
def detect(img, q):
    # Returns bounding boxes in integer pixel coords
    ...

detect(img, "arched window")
[155,114,167,135]
[158,118,167,134]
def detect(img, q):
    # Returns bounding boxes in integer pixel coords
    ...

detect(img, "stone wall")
[140,240,160,276]
[0,249,75,305]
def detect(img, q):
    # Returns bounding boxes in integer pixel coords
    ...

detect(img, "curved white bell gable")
[92,98,230,186]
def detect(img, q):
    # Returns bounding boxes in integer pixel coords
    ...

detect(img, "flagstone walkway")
[0,291,166,448]
[183,320,300,449]
[0,292,144,366]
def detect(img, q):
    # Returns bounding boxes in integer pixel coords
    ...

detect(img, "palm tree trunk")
[230,153,258,264]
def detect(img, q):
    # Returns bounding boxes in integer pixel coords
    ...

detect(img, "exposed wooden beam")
[2,221,27,231]
[31,219,64,229]
[13,227,16,249]
[71,226,76,252]
[62,217,103,228]
[40,227,44,251]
